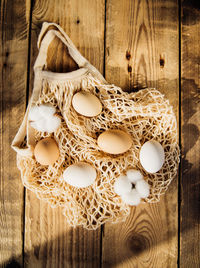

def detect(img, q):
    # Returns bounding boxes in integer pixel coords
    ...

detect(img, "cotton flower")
[37,104,56,118]
[114,169,150,206]
[126,169,144,183]
[29,104,61,133]
[114,175,132,196]
[30,119,47,132]
[29,106,41,121]
[121,189,141,206]
[135,179,150,198]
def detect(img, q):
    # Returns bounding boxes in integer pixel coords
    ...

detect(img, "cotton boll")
[30,119,47,132]
[39,104,56,119]
[135,179,150,198]
[31,117,61,133]
[121,189,141,206]
[45,116,61,133]
[114,175,132,196]
[29,106,41,121]
[126,169,143,183]
[29,104,61,133]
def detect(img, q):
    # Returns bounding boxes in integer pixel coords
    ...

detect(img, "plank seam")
[103,0,107,79]
[100,0,107,267]
[23,0,34,266]
[177,0,182,267]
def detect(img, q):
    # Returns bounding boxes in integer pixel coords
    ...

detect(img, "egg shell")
[126,169,144,183]
[121,189,141,206]
[72,91,102,117]
[139,140,165,173]
[114,175,132,196]
[63,162,96,188]
[97,129,133,155]
[34,137,59,165]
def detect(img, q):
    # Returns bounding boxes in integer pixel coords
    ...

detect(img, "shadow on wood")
[2,258,22,268]
[1,176,195,267]
[1,176,198,268]
[0,212,176,268]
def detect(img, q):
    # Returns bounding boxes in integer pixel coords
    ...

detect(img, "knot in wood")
[127,234,148,255]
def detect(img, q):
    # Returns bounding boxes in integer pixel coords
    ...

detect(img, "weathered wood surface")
[0,0,31,266]
[24,0,105,267]
[1,0,200,267]
[180,1,200,267]
[102,0,179,267]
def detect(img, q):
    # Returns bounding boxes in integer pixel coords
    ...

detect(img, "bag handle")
[11,22,107,157]
[34,22,87,69]
[34,22,106,83]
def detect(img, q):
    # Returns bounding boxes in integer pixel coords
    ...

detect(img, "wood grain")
[24,0,105,267]
[2,0,200,266]
[0,0,31,266]
[180,0,200,266]
[103,0,179,267]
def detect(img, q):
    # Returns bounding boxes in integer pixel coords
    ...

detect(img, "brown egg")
[34,137,59,165]
[72,91,102,117]
[97,129,133,154]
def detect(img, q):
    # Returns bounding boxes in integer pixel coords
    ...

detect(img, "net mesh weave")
[17,72,180,230]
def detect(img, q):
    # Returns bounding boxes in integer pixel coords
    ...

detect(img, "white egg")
[135,179,150,198]
[121,189,141,206]
[139,140,165,173]
[114,175,132,196]
[72,91,102,117]
[63,162,96,188]
[126,169,143,183]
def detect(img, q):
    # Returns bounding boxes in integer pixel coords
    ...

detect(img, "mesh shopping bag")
[11,22,179,230]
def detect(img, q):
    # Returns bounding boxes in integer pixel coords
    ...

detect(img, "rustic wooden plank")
[180,1,200,267]
[103,0,179,267]
[24,0,105,267]
[0,0,31,266]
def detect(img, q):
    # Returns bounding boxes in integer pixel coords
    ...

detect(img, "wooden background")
[0,0,199,267]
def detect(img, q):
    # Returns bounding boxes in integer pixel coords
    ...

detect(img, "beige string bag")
[11,22,179,230]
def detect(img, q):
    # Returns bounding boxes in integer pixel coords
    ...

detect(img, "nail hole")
[126,51,131,60]
[160,57,165,67]
[76,19,80,24]
[128,64,132,73]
